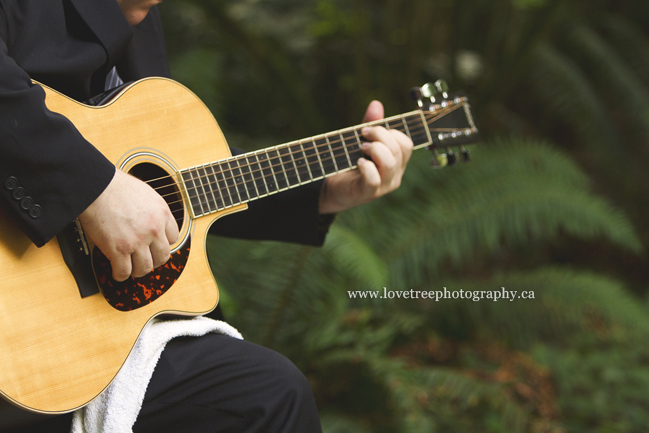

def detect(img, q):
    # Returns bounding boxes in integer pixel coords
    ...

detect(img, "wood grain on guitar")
[0,78,478,414]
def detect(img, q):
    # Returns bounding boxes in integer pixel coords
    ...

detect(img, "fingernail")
[362,142,371,150]
[362,127,371,136]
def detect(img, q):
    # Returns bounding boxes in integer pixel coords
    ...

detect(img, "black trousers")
[7,334,322,433]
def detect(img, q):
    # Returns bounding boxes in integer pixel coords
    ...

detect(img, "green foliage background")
[159,0,649,431]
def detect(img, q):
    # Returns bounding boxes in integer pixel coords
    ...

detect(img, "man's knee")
[258,348,314,400]
[256,349,321,432]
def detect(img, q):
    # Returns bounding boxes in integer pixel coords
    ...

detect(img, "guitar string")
[165,132,467,222]
[155,108,463,213]
[144,108,468,216]
[161,127,432,220]
[170,107,467,208]
[166,135,472,219]
[172,104,466,196]
[150,117,430,200]
[142,113,420,187]
[153,113,465,215]
[148,108,453,197]
[156,118,435,210]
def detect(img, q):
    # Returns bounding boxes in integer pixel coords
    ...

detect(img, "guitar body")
[0,77,479,416]
[0,78,245,414]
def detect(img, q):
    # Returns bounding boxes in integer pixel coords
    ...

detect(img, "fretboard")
[180,110,432,218]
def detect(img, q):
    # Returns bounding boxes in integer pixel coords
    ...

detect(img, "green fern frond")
[599,14,649,94]
[420,268,649,347]
[358,137,644,290]
[526,42,620,152]
[322,225,389,288]
[560,21,649,143]
[367,357,529,433]
[207,237,317,340]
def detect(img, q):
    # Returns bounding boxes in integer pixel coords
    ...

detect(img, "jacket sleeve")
[0,35,115,247]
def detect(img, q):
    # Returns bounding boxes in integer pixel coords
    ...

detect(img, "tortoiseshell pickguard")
[92,238,191,311]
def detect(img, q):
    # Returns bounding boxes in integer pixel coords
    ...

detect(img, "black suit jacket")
[0,0,331,249]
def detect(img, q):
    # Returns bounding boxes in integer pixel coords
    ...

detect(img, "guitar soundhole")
[128,162,184,231]
[92,162,191,312]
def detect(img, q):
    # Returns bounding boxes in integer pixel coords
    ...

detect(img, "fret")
[255,151,276,194]
[267,148,288,190]
[181,170,203,217]
[193,169,209,214]
[231,159,252,203]
[205,164,226,210]
[387,117,407,131]
[298,140,320,180]
[194,168,213,214]
[288,142,308,183]
[400,115,412,139]
[223,160,243,205]
[289,142,310,182]
[338,132,354,167]
[314,137,337,175]
[329,133,350,170]
[243,155,263,200]
[408,113,431,147]
[348,129,364,163]
[338,130,360,164]
[278,145,300,187]
[302,139,324,179]
[212,163,233,208]
[196,165,217,212]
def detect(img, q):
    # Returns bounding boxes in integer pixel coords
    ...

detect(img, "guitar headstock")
[410,80,479,168]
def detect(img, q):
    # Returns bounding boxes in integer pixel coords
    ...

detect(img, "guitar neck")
[180,99,476,218]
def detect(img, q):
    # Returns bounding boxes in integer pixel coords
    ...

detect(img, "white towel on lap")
[70,317,243,433]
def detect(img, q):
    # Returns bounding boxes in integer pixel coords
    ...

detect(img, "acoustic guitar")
[0,78,478,414]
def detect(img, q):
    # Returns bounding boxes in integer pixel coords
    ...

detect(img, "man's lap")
[6,334,321,433]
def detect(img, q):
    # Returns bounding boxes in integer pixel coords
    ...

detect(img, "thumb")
[362,100,384,123]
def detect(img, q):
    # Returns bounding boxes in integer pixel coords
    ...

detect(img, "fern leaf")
[527,42,621,152]
[363,137,643,290]
[322,225,389,288]
[560,21,649,144]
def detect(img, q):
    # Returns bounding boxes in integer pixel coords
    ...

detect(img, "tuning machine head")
[411,80,476,169]
[429,149,448,169]
[429,147,470,169]
[461,146,471,162]
[434,79,449,99]
[446,147,458,166]
[410,80,449,109]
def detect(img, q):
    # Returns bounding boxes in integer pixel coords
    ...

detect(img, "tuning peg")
[409,87,423,101]
[461,146,471,162]
[409,87,425,108]
[430,149,448,169]
[420,82,439,99]
[446,147,458,166]
[434,80,449,99]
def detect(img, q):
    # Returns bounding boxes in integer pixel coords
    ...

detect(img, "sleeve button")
[12,187,25,200]
[4,176,18,191]
[20,196,34,210]
[29,204,42,219]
